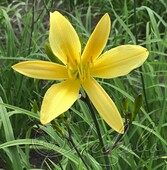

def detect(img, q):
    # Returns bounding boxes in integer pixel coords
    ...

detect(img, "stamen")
[67,60,90,83]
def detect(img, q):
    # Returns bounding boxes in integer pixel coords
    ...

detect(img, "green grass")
[0,0,167,169]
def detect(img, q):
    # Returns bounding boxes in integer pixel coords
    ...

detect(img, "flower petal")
[12,61,68,80]
[40,79,80,124]
[49,11,81,67]
[91,45,149,78]
[82,13,111,64]
[82,78,124,134]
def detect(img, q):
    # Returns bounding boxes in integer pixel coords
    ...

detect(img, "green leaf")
[132,94,143,120]
[122,97,129,114]
[0,139,82,168]
[78,158,83,170]
[0,97,22,169]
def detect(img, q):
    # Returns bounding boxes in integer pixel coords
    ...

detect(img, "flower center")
[68,62,90,83]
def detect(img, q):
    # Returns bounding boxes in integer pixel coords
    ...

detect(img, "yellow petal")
[82,13,111,64]
[40,79,80,124]
[49,11,81,67]
[82,78,124,134]
[12,61,68,80]
[91,45,149,78]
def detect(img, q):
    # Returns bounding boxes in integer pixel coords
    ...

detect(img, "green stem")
[56,155,64,170]
[48,121,89,170]
[133,0,149,112]
[66,125,91,170]
[82,94,111,170]
[42,0,50,16]
[107,123,129,153]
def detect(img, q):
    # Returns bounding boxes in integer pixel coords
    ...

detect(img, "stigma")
[67,62,91,83]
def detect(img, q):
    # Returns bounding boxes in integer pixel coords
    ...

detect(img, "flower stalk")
[65,122,91,170]
[81,94,111,170]
[51,119,90,170]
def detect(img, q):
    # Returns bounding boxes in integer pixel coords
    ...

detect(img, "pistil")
[67,62,90,83]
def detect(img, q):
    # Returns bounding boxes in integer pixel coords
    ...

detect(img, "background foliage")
[0,0,167,169]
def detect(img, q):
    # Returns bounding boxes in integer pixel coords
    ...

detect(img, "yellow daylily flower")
[12,11,149,134]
